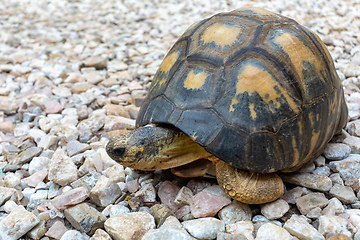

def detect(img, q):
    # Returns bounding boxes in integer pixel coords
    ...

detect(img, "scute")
[136,7,348,173]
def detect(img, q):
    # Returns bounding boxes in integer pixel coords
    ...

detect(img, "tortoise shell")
[136,7,348,173]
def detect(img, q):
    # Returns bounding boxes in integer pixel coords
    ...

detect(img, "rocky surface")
[0,0,360,239]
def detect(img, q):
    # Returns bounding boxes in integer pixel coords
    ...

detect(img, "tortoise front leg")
[215,160,285,204]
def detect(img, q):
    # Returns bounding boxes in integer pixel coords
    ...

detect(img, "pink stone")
[45,100,64,114]
[158,181,181,212]
[45,220,68,239]
[51,187,90,210]
[126,179,139,193]
[190,191,231,218]
[174,205,191,219]
[23,169,48,187]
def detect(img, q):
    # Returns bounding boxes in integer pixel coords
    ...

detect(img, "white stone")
[255,223,292,240]
[0,206,40,240]
[182,217,225,240]
[283,215,325,240]
[261,199,290,220]
[48,148,78,186]
[104,212,155,240]
[318,215,356,239]
[226,220,255,240]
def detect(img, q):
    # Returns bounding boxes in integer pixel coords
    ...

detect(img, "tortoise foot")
[216,160,285,204]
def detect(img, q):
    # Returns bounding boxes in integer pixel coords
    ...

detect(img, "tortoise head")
[106,125,210,170]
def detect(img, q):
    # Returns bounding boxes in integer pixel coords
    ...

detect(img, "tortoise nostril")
[113,146,126,157]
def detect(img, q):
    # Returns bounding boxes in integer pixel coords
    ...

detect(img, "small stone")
[190,191,231,218]
[346,178,360,193]
[39,117,60,133]
[141,216,194,240]
[27,220,46,240]
[281,186,307,204]
[217,232,247,240]
[78,113,106,132]
[186,179,212,194]
[0,96,17,114]
[71,82,93,94]
[90,175,122,207]
[104,115,136,130]
[218,201,252,225]
[45,220,69,239]
[347,121,360,137]
[343,136,360,154]
[313,166,331,176]
[0,186,23,205]
[323,143,351,160]
[38,135,59,150]
[314,156,326,167]
[174,186,194,206]
[105,164,125,183]
[203,185,230,199]
[128,196,143,211]
[135,182,157,203]
[327,234,352,240]
[0,121,14,134]
[91,229,112,240]
[306,207,322,219]
[329,154,360,181]
[283,215,325,240]
[158,181,181,212]
[71,171,101,191]
[83,56,108,70]
[281,173,332,191]
[64,203,106,235]
[255,223,292,240]
[50,124,79,141]
[66,140,91,157]
[105,104,131,118]
[322,197,345,215]
[182,217,225,240]
[126,179,139,193]
[0,88,10,96]
[28,94,50,108]
[53,86,72,98]
[23,168,48,187]
[341,63,360,77]
[48,148,78,186]
[225,220,254,240]
[3,200,18,213]
[174,205,191,220]
[127,80,143,91]
[295,192,329,215]
[11,146,43,165]
[330,173,344,185]
[150,204,174,227]
[329,184,357,204]
[104,212,155,240]
[83,71,104,85]
[51,187,90,210]
[261,199,289,220]
[3,172,22,190]
[13,124,30,137]
[318,215,356,239]
[45,100,64,114]
[0,205,40,240]
[104,204,130,217]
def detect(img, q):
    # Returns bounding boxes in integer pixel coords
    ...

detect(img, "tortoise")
[106,7,348,204]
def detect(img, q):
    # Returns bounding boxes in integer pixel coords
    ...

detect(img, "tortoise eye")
[113,146,126,157]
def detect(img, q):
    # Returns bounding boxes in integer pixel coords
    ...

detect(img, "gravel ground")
[1,0,360,239]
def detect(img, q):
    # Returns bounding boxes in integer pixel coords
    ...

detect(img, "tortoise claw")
[216,160,285,204]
